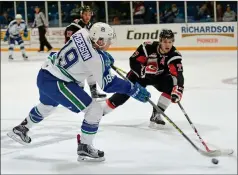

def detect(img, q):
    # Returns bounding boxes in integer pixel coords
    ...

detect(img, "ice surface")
[1,51,237,174]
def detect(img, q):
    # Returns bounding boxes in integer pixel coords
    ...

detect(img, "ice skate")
[77,134,105,162]
[8,55,14,61]
[7,124,31,145]
[22,54,28,60]
[90,84,107,99]
[149,108,166,129]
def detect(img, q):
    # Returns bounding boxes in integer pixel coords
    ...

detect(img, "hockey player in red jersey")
[64,6,93,43]
[64,5,106,99]
[102,29,185,129]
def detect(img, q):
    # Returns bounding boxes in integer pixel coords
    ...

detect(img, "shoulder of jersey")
[143,41,159,53]
[143,41,159,46]
[74,28,90,41]
[20,19,26,24]
[10,20,17,25]
[73,19,80,24]
[170,46,182,57]
[67,21,82,29]
[77,19,84,25]
[76,28,88,33]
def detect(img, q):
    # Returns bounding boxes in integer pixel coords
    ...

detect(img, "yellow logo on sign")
[182,34,234,38]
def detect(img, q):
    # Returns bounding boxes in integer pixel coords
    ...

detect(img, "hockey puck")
[211,158,219,165]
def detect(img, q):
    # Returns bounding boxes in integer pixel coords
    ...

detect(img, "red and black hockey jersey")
[64,19,93,43]
[129,41,184,87]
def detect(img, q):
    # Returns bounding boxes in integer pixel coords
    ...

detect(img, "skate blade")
[77,155,105,162]
[7,131,30,146]
[148,122,166,130]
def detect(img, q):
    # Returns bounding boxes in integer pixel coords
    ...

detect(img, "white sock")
[20,43,26,55]
[81,133,95,145]
[157,92,171,111]
[9,44,14,57]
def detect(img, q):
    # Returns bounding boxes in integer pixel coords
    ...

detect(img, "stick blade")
[199,149,234,157]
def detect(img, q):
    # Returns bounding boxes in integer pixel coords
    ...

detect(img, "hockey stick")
[178,102,234,156]
[113,66,127,74]
[111,65,232,157]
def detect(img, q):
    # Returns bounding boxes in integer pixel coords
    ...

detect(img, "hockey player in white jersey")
[7,22,151,162]
[3,14,28,60]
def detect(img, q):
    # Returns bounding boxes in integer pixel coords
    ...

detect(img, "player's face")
[96,38,112,51]
[160,38,174,53]
[82,11,92,24]
[16,19,21,24]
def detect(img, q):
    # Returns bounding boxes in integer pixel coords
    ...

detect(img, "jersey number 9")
[58,40,78,69]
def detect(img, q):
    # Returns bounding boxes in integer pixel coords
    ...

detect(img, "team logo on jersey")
[72,33,92,61]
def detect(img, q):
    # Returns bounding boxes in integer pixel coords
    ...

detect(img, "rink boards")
[1,22,237,51]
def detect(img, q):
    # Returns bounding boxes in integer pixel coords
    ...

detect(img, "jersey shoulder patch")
[72,32,92,61]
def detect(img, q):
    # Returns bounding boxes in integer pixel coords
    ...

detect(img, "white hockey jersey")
[6,20,27,38]
[42,28,112,90]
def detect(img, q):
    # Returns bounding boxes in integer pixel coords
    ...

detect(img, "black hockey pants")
[108,70,174,107]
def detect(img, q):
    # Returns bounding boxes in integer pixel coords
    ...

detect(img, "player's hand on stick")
[171,85,183,103]
[128,82,151,102]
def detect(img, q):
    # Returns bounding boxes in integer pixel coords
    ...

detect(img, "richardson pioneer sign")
[181,24,235,38]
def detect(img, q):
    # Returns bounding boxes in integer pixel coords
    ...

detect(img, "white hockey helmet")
[89,22,116,49]
[15,14,22,19]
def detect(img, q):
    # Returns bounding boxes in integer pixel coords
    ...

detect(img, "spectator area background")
[0,1,237,29]
[0,1,237,51]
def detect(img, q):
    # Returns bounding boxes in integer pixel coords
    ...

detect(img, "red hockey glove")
[171,86,183,103]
